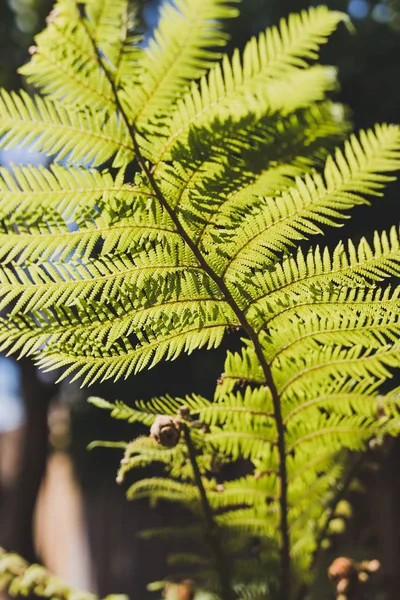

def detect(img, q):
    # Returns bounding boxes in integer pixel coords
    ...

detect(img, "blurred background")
[0,0,399,598]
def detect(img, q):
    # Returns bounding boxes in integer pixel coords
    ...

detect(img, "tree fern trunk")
[0,360,53,563]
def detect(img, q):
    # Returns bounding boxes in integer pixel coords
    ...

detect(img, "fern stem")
[131,138,290,598]
[182,424,234,600]
[133,112,290,600]
[81,13,290,599]
[134,141,291,600]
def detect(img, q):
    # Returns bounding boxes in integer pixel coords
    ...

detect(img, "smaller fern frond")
[153,5,346,162]
[219,124,400,278]
[0,90,134,168]
[157,101,350,235]
[246,227,400,327]
[126,477,201,509]
[18,0,131,111]
[154,65,338,164]
[0,547,119,600]
[88,329,400,592]
[88,394,211,427]
[132,0,240,126]
[0,164,132,224]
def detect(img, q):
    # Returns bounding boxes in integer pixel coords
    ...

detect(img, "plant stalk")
[182,424,234,600]
[129,125,291,600]
[83,14,290,599]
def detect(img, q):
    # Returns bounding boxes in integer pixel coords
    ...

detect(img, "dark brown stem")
[182,424,234,600]
[82,16,290,599]
[129,113,290,600]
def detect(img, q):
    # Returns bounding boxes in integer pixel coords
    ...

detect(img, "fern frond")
[156,102,350,235]
[245,6,346,76]
[0,243,197,309]
[3,1,400,594]
[276,342,400,398]
[0,547,106,600]
[117,436,189,478]
[0,164,134,223]
[153,65,338,164]
[88,394,211,426]
[19,0,116,110]
[84,0,132,70]
[207,427,276,461]
[19,0,146,119]
[0,202,179,265]
[270,311,400,366]
[209,475,278,513]
[199,387,273,428]
[286,414,381,454]
[215,343,265,400]
[132,0,240,126]
[138,525,204,541]
[246,227,400,327]
[152,5,346,163]
[126,477,200,508]
[0,266,232,365]
[193,103,350,244]
[0,90,134,167]
[266,285,400,334]
[37,320,232,385]
[283,380,399,425]
[215,508,277,537]
[219,124,400,276]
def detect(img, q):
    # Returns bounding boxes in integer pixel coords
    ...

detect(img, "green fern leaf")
[0,90,134,167]
[132,0,240,127]
[152,5,347,163]
[19,0,132,110]
[2,1,400,595]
